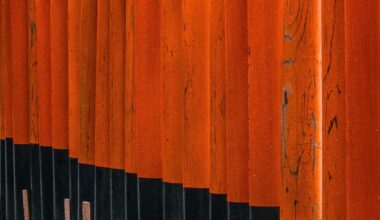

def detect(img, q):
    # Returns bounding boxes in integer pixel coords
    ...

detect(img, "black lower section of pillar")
[229,202,250,220]
[126,173,138,220]
[211,194,227,220]
[0,140,5,220]
[70,158,79,220]
[5,139,15,220]
[185,188,210,220]
[14,144,31,220]
[95,167,111,220]
[139,178,163,220]
[30,144,42,220]
[250,206,280,220]
[41,146,54,220]
[79,163,95,220]
[164,182,184,220]
[111,169,125,219]
[54,149,70,220]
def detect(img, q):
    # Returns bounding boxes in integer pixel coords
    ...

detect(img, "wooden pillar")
[281,0,322,219]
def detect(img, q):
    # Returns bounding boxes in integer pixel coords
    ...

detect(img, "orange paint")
[50,0,68,150]
[182,0,210,188]
[210,0,226,195]
[248,0,282,207]
[10,0,29,145]
[322,0,346,218]
[109,0,126,170]
[135,0,162,178]
[36,0,52,147]
[95,0,110,168]
[78,0,96,165]
[68,0,81,157]
[225,0,249,203]
[28,0,39,145]
[161,0,185,184]
[125,0,136,174]
[281,0,322,219]
[0,0,11,140]
[345,0,380,218]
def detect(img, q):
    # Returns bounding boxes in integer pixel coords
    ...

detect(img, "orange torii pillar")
[51,0,70,218]
[78,0,97,218]
[125,0,138,219]
[94,0,111,218]
[27,1,42,219]
[135,0,163,219]
[0,0,14,218]
[182,0,211,218]
[248,0,282,218]
[10,0,31,219]
[36,0,54,218]
[281,0,322,219]
[0,0,6,212]
[345,0,380,219]
[225,0,250,218]
[210,0,227,218]
[68,0,81,218]
[109,0,126,218]
[322,0,346,219]
[161,0,185,219]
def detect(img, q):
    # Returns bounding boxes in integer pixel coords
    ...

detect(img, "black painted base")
[111,169,125,219]
[164,182,184,220]
[5,139,15,220]
[54,149,70,220]
[126,173,138,220]
[30,144,42,220]
[79,163,95,220]
[0,139,5,220]
[229,202,250,220]
[95,166,111,219]
[211,194,227,220]
[0,138,282,220]
[251,206,280,220]
[139,178,163,220]
[185,188,209,220]
[14,144,31,220]
[41,146,54,220]
[70,158,79,220]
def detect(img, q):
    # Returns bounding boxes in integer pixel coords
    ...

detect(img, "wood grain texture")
[210,0,226,195]
[248,0,282,207]
[51,0,68,150]
[36,0,52,147]
[182,0,211,188]
[95,0,110,168]
[135,0,163,178]
[322,0,346,219]
[161,0,185,184]
[10,0,29,145]
[68,0,81,157]
[78,0,96,165]
[125,0,137,174]
[345,0,380,219]
[281,0,322,219]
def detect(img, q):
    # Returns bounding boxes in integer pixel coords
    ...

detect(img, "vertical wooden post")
[64,198,70,220]
[182,0,211,218]
[322,0,346,219]
[161,0,185,218]
[281,0,322,219]
[82,201,91,220]
[345,0,380,219]
[22,190,30,220]
[225,0,249,216]
[248,0,282,218]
